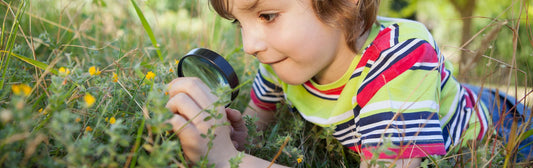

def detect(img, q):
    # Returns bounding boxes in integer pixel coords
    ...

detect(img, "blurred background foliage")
[381,0,532,88]
[0,0,531,167]
[3,0,531,90]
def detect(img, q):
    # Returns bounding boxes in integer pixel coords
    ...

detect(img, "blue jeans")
[464,84,532,161]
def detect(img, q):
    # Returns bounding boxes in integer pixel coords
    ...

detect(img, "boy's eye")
[259,13,278,22]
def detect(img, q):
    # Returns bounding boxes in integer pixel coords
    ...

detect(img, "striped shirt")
[250,17,490,159]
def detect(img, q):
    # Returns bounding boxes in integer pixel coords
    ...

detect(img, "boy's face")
[230,0,355,85]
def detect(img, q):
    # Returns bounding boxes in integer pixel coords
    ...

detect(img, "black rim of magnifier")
[177,48,240,106]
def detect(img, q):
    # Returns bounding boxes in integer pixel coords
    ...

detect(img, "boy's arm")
[226,101,276,151]
[243,101,276,131]
[360,158,421,168]
[235,154,288,168]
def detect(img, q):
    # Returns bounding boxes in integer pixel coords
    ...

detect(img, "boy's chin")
[271,66,313,85]
[278,75,309,86]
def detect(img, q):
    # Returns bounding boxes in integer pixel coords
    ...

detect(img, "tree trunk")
[449,0,476,81]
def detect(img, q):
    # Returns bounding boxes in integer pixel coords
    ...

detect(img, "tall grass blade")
[130,0,163,62]
[520,129,533,141]
[129,117,146,168]
[0,1,25,89]
[0,51,57,75]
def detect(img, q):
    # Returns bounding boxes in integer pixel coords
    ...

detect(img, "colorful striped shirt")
[250,17,491,159]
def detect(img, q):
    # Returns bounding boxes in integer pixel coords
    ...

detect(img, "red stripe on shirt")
[355,28,393,70]
[357,42,437,107]
[250,88,277,111]
[303,81,345,95]
[352,143,446,159]
[464,87,487,140]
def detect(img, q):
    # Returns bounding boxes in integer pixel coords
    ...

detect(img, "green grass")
[0,0,532,167]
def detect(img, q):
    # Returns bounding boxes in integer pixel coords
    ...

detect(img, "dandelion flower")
[109,117,116,124]
[59,67,71,76]
[89,66,101,76]
[169,68,174,73]
[175,59,179,65]
[75,117,81,122]
[85,126,93,132]
[84,93,96,107]
[112,72,118,82]
[145,71,156,80]
[105,117,109,122]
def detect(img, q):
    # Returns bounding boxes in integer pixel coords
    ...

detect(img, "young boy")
[165,0,532,167]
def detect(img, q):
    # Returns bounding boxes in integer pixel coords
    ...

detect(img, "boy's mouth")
[261,57,287,65]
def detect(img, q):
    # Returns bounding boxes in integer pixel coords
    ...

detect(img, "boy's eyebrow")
[238,0,261,11]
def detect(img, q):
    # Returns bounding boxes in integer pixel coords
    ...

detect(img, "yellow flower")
[89,66,101,76]
[297,158,303,164]
[11,85,21,95]
[11,84,31,96]
[84,93,96,107]
[109,117,116,124]
[105,117,109,121]
[145,71,156,80]
[75,117,81,122]
[38,108,48,115]
[21,84,31,96]
[174,59,179,65]
[59,67,71,76]
[85,126,93,132]
[112,72,118,82]
[169,68,174,73]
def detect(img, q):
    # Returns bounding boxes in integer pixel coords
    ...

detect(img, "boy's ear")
[349,0,359,6]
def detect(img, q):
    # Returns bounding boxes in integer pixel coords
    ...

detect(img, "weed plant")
[0,0,532,167]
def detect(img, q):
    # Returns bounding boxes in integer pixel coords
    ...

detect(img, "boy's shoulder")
[375,16,435,47]
[376,16,429,32]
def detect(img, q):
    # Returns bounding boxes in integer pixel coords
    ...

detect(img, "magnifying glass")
[177,48,239,107]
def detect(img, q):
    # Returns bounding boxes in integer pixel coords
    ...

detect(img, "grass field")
[1,0,532,167]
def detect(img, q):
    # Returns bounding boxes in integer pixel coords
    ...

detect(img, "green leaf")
[130,0,163,62]
[1,1,26,89]
[520,129,533,141]
[1,51,57,75]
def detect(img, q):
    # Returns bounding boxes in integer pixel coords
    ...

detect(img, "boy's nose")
[241,28,266,57]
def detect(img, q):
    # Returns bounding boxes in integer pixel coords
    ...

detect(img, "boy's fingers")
[167,77,218,109]
[167,115,196,135]
[166,93,212,130]
[166,114,206,162]
[226,108,246,131]
[232,140,240,150]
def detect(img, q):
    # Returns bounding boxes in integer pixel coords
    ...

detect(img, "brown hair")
[208,0,380,53]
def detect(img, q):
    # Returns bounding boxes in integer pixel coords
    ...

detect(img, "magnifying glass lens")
[177,48,239,107]
[180,56,230,90]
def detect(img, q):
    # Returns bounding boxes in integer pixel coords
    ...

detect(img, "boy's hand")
[225,108,248,151]
[165,77,238,166]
